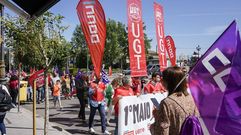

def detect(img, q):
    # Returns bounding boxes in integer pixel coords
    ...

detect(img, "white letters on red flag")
[165,35,176,66]
[76,0,106,78]
[154,2,167,71]
[29,69,45,88]
[127,0,147,77]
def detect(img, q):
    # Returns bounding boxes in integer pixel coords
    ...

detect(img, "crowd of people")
[0,65,201,135]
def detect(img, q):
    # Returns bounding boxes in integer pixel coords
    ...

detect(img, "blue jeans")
[115,116,118,135]
[89,103,106,132]
[0,114,6,135]
[40,87,45,101]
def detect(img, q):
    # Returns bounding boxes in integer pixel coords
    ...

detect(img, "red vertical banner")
[76,0,106,78]
[154,2,167,71]
[165,35,176,66]
[127,0,147,77]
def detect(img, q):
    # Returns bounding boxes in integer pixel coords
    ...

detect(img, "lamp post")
[196,45,201,58]
[0,4,6,83]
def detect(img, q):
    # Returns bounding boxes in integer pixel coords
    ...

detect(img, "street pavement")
[5,107,71,135]
[22,97,116,135]
[20,73,121,135]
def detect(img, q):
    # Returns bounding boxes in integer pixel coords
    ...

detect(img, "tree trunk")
[44,70,49,135]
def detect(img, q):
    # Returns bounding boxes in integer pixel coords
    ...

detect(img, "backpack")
[180,115,204,135]
[0,85,13,112]
[168,97,204,135]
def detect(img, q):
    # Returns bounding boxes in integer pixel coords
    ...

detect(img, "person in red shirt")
[9,75,19,106]
[144,72,165,94]
[113,76,134,135]
[131,77,141,96]
[88,77,111,135]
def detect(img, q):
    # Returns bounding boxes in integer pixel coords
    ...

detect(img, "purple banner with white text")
[189,21,241,135]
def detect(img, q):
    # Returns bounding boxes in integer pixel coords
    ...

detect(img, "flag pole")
[33,80,37,135]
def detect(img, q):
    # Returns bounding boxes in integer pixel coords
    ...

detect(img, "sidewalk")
[5,107,72,135]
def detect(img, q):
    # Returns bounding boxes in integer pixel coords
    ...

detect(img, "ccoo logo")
[129,3,141,22]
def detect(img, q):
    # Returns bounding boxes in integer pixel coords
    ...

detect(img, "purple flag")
[75,68,82,80]
[189,20,241,135]
[101,69,110,84]
[53,66,59,74]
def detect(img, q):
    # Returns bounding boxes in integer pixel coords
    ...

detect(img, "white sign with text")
[118,92,168,135]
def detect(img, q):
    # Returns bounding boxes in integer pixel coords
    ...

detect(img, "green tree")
[103,19,124,67]
[71,25,89,69]
[2,12,71,135]
[3,12,70,70]
[143,24,152,54]
[71,19,152,69]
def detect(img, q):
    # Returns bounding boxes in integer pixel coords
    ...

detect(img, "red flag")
[33,67,36,74]
[165,35,176,66]
[127,0,147,77]
[30,67,33,74]
[108,66,112,76]
[154,2,167,71]
[76,0,106,79]
[21,71,27,78]
[29,69,45,88]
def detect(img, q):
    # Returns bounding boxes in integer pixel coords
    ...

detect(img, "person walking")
[9,75,19,106]
[62,74,71,99]
[0,84,13,135]
[52,80,62,109]
[75,74,88,122]
[150,66,200,135]
[70,75,76,98]
[105,78,120,126]
[112,77,134,135]
[27,82,32,102]
[88,77,111,135]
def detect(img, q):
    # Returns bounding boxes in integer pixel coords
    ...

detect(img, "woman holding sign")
[150,66,200,135]
[113,77,134,135]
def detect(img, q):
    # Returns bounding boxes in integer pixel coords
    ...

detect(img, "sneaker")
[89,128,95,133]
[106,121,110,126]
[103,130,111,135]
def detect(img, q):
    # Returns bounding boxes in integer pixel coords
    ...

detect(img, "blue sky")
[6,0,241,58]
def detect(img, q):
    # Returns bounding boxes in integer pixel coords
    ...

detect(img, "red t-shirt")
[113,86,134,116]
[132,81,141,95]
[9,80,19,90]
[90,82,106,102]
[144,81,165,94]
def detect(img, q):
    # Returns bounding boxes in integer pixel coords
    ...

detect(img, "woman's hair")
[151,72,160,79]
[10,75,18,81]
[122,76,130,86]
[162,66,188,96]
[111,78,119,87]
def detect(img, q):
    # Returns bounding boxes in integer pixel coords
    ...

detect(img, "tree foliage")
[3,12,70,70]
[71,19,152,69]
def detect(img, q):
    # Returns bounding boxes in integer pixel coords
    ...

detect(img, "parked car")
[122,68,131,75]
[147,64,160,75]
